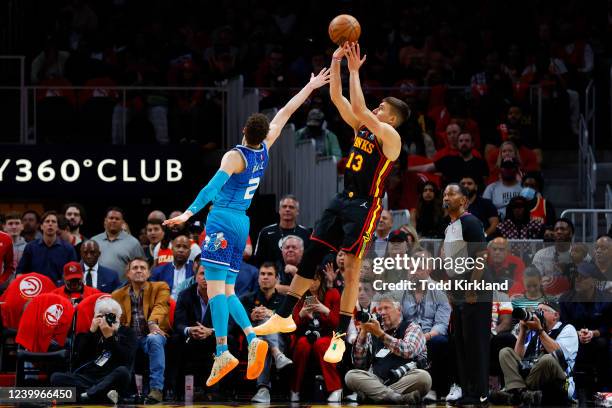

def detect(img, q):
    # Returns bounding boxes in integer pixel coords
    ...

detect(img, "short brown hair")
[383,97,410,127]
[41,210,58,224]
[127,257,150,271]
[5,212,21,222]
[244,113,270,146]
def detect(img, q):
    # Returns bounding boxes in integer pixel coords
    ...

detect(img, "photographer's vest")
[524,323,568,361]
[371,320,412,381]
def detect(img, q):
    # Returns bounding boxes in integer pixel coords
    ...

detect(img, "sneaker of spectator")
[251,387,270,403]
[445,383,462,401]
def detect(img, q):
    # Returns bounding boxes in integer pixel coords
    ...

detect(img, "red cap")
[63,262,83,280]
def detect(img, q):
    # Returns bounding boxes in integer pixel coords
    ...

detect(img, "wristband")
[333,57,342,62]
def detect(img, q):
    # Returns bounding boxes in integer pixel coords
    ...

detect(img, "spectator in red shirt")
[0,231,14,286]
[486,141,522,184]
[487,237,526,296]
[506,127,540,171]
[432,124,481,162]
[408,133,489,188]
[53,261,100,304]
[290,268,342,402]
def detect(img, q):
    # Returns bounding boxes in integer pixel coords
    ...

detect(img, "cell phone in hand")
[305,295,316,305]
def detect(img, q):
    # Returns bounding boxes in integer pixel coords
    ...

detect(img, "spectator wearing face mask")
[521,172,557,230]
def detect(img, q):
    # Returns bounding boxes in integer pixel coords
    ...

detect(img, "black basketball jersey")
[343,126,394,198]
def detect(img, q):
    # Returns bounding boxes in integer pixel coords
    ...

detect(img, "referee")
[442,183,491,405]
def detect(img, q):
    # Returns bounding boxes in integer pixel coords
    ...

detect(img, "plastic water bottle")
[185,375,194,403]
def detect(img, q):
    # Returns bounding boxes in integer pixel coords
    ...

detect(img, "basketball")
[328,14,361,45]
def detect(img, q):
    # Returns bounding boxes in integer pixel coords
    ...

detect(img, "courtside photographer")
[492,299,578,405]
[345,293,431,404]
[50,297,138,403]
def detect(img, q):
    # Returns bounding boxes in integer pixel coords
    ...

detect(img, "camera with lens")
[387,361,417,383]
[104,313,117,326]
[355,310,383,324]
[305,318,321,344]
[512,308,544,323]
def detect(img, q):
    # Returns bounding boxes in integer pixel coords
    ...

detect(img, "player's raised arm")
[345,42,402,160]
[330,46,360,130]
[265,68,331,148]
[163,150,245,226]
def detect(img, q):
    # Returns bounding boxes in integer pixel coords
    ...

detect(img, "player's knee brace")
[297,240,333,279]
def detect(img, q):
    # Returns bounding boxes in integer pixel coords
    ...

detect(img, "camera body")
[512,307,544,324]
[105,313,117,326]
[305,318,321,344]
[355,310,383,324]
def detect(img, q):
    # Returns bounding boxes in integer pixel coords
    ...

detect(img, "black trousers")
[452,301,492,398]
[490,332,517,377]
[427,335,451,395]
[50,366,131,400]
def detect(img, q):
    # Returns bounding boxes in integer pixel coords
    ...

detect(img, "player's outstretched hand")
[332,46,345,60]
[163,212,191,227]
[308,67,331,89]
[344,41,366,72]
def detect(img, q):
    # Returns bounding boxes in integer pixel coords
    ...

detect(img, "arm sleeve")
[327,131,343,159]
[432,296,451,336]
[16,244,31,274]
[186,170,231,215]
[173,292,190,336]
[149,283,170,326]
[3,239,14,278]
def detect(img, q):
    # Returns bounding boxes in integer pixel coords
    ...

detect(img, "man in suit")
[81,240,121,293]
[112,257,170,404]
[173,264,215,391]
[151,235,194,299]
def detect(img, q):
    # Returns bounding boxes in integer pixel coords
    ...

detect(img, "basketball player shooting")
[254,42,409,363]
[164,68,330,386]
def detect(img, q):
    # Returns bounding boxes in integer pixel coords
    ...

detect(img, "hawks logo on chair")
[19,276,43,298]
[44,304,65,327]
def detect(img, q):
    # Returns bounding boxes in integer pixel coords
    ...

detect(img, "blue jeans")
[139,334,166,391]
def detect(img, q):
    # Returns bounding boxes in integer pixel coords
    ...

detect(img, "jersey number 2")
[244,177,260,199]
[346,152,363,171]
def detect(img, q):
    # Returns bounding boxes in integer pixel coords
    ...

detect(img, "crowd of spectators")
[20,0,606,149]
[1,192,611,405]
[1,0,610,404]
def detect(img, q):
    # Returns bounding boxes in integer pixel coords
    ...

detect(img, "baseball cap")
[63,261,83,280]
[538,299,560,313]
[388,229,408,243]
[306,109,324,126]
[576,262,605,280]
